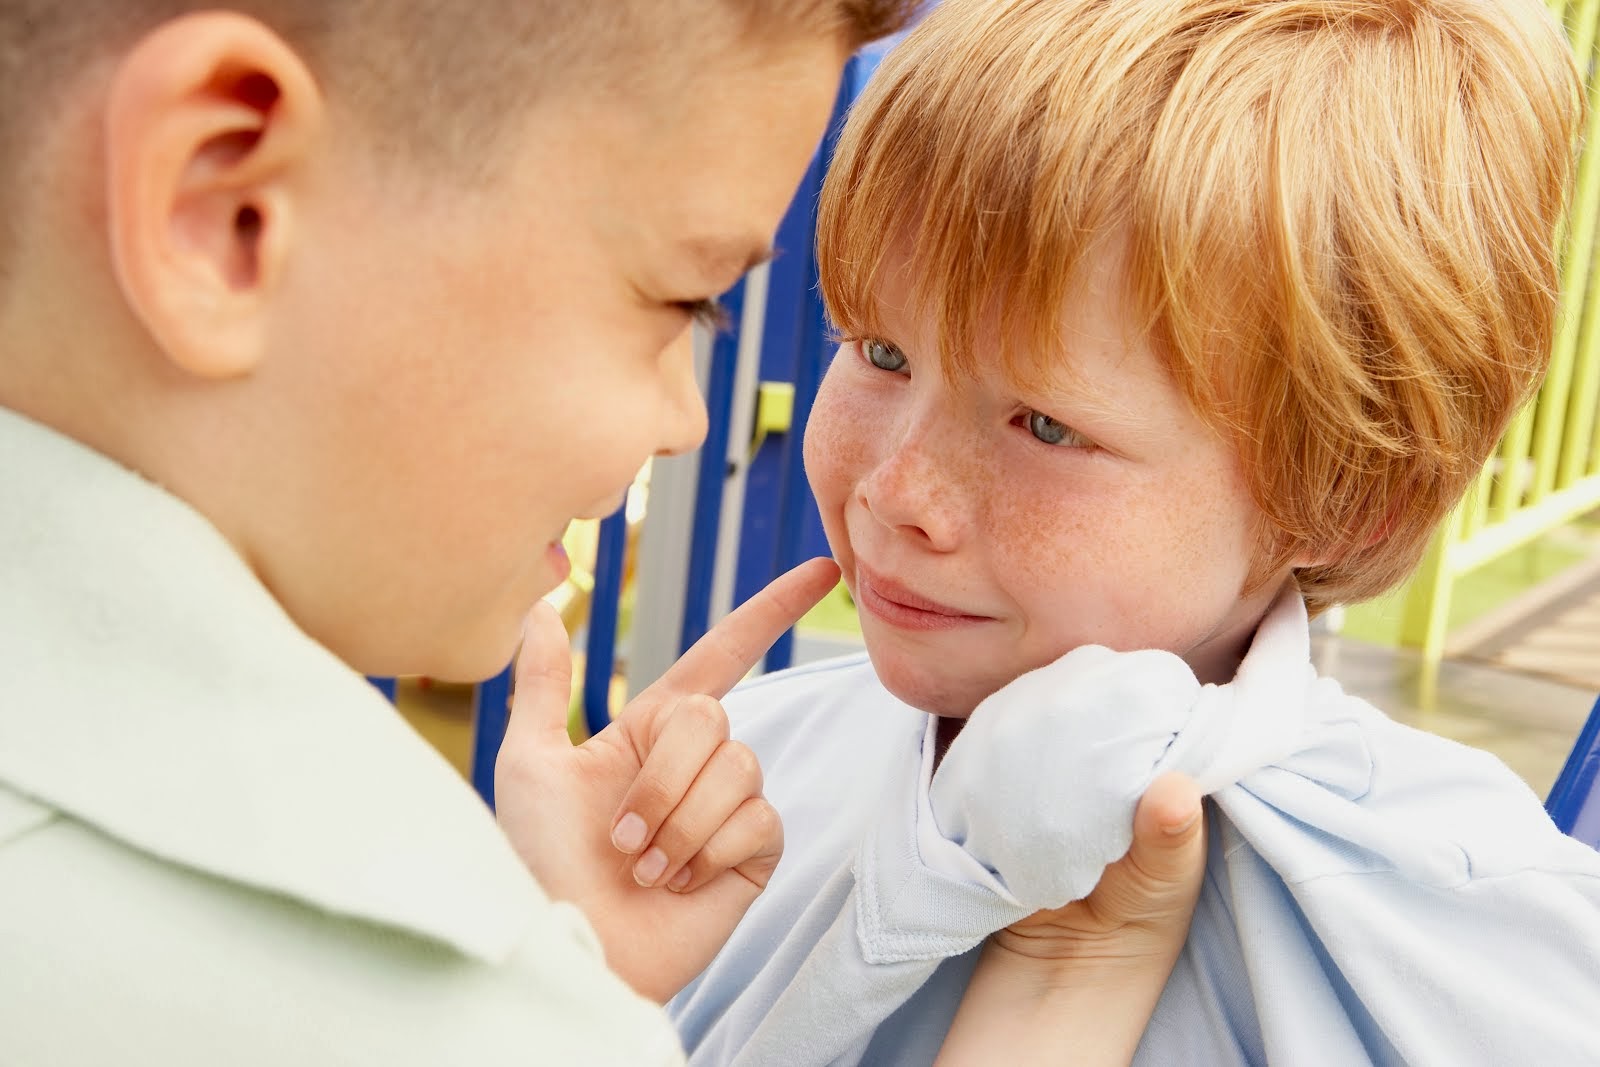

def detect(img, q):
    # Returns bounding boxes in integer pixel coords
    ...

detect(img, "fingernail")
[612,813,647,853]
[1164,809,1202,836]
[667,867,692,893]
[634,848,668,887]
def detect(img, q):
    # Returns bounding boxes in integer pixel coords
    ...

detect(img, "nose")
[656,326,709,458]
[858,421,972,552]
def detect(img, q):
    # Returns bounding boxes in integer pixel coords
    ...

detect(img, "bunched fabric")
[671,591,1600,1066]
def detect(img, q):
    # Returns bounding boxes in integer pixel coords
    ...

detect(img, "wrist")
[989,920,1182,979]
[936,938,1172,1066]
[978,935,1175,999]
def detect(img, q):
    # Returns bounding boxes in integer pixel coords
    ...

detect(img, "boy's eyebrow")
[679,235,776,284]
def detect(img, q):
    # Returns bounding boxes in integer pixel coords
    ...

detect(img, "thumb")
[1127,772,1207,894]
[501,599,576,748]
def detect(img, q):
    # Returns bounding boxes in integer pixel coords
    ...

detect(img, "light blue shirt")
[671,597,1600,1065]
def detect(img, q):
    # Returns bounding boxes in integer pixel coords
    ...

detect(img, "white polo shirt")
[0,406,683,1066]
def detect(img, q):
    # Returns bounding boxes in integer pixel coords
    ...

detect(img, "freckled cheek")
[987,486,1132,593]
[1062,493,1259,644]
[984,479,1208,637]
[1168,465,1264,587]
[802,382,873,526]
[796,385,864,550]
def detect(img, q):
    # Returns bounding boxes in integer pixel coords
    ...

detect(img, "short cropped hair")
[0,0,916,272]
[0,1,915,153]
[818,0,1582,614]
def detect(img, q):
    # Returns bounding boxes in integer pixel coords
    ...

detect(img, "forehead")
[558,39,847,277]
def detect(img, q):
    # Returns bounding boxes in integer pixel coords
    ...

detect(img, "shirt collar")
[0,406,536,962]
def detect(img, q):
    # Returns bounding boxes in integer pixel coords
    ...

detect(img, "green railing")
[1399,0,1600,669]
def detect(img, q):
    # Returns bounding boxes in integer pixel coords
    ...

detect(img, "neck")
[929,591,1287,767]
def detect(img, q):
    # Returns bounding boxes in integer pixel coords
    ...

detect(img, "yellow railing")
[1399,0,1600,668]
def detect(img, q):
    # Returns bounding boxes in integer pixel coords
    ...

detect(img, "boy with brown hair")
[0,0,1223,1061]
[670,0,1600,1062]
[0,1,893,1062]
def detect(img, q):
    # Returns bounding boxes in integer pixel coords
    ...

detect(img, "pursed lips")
[854,561,991,620]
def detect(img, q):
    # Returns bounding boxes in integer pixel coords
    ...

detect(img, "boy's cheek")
[801,392,857,482]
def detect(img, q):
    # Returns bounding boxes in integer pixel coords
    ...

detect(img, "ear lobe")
[1290,508,1395,571]
[1290,534,1342,571]
[1291,548,1333,571]
[103,12,323,380]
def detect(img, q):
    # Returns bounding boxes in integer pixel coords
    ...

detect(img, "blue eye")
[1027,411,1088,447]
[862,339,908,372]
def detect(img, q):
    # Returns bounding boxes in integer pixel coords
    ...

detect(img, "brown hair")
[818,0,1581,613]
[0,0,917,267]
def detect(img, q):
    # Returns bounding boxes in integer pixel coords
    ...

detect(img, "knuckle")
[721,742,763,792]
[679,693,729,737]
[743,850,781,884]
[689,841,724,877]
[745,798,782,845]
[652,817,698,861]
[627,775,677,819]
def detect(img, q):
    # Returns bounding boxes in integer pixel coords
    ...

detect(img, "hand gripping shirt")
[670,590,1600,1065]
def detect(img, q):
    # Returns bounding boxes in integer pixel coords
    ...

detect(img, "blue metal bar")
[470,666,513,809]
[584,507,630,737]
[1547,695,1600,846]
[680,279,749,654]
[731,98,839,614]
[734,51,893,636]
[767,60,863,672]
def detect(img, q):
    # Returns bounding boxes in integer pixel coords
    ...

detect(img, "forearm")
[934,939,1171,1066]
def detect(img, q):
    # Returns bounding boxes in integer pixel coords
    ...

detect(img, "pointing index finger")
[644,557,840,704]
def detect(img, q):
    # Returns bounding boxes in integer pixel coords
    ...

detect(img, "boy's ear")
[102,12,324,380]
[1290,546,1336,570]
[1289,509,1394,571]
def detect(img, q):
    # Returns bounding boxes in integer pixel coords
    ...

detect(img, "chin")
[867,646,985,718]
[430,643,522,685]
[397,609,528,684]
[358,640,506,686]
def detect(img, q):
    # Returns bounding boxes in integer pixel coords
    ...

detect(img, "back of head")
[819,0,1582,613]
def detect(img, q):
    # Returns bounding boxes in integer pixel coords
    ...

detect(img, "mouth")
[853,561,992,631]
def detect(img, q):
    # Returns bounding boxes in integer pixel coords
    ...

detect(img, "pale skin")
[0,7,1205,1059]
[498,560,1208,1019]
[792,233,1331,1053]
[804,240,1312,718]
[496,558,847,1003]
